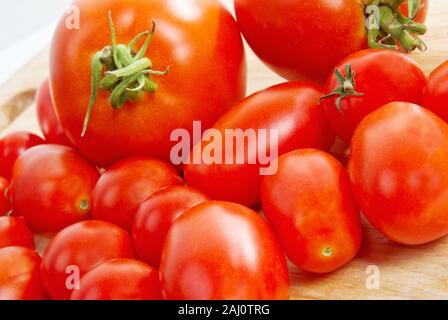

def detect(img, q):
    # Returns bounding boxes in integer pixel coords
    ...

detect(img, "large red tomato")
[0,177,10,215]
[160,201,289,300]
[349,102,448,245]
[50,0,246,167]
[423,60,448,122]
[0,216,35,249]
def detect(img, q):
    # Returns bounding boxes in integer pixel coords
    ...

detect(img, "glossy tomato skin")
[184,82,335,207]
[41,220,135,300]
[0,131,45,180]
[349,102,448,245]
[423,60,448,122]
[160,201,289,300]
[0,216,35,249]
[132,185,208,267]
[0,246,47,300]
[261,149,362,273]
[322,49,426,144]
[70,258,162,300]
[0,177,10,215]
[51,0,246,167]
[11,145,100,233]
[234,0,366,84]
[92,157,183,231]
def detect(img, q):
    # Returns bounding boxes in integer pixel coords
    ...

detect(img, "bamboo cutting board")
[1,0,448,300]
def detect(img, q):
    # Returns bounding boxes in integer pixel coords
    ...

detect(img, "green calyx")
[81,12,169,137]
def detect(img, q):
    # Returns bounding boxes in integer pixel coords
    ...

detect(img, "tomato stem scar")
[321,247,333,257]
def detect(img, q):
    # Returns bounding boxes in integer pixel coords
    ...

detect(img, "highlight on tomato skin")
[0,216,35,250]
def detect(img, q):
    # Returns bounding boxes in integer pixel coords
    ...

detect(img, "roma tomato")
[0,131,45,180]
[261,149,362,273]
[184,82,335,207]
[70,258,162,300]
[36,78,72,146]
[92,157,182,231]
[349,102,448,245]
[423,60,448,122]
[160,201,289,300]
[132,185,208,267]
[321,49,426,143]
[0,216,34,249]
[10,145,100,233]
[0,246,47,300]
[51,0,246,167]
[0,177,10,215]
[41,220,135,300]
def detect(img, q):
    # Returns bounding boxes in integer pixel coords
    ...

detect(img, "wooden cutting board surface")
[1,0,448,300]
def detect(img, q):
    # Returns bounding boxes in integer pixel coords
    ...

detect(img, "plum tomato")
[0,177,10,215]
[0,216,34,249]
[423,60,448,122]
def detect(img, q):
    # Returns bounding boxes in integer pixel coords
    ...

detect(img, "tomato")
[349,102,448,245]
[50,0,246,167]
[36,78,72,146]
[0,246,47,300]
[0,131,45,180]
[92,157,182,231]
[10,145,100,233]
[423,60,448,123]
[41,220,135,300]
[184,82,335,207]
[0,177,10,215]
[400,0,429,23]
[160,201,289,300]
[132,185,208,267]
[321,49,426,144]
[70,258,162,300]
[0,216,34,249]
[261,149,362,273]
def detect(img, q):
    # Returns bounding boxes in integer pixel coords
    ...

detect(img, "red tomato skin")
[349,102,448,245]
[261,149,362,273]
[10,145,100,233]
[322,49,426,144]
[0,131,45,180]
[51,0,246,167]
[0,216,35,249]
[132,185,208,267]
[234,0,366,84]
[70,258,162,300]
[400,0,429,23]
[160,201,289,300]
[423,60,448,122]
[0,246,47,300]
[184,82,335,207]
[41,220,135,300]
[92,157,183,231]
[0,177,10,215]
[36,79,72,146]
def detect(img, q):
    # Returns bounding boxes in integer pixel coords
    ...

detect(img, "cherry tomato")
[423,60,448,123]
[10,145,100,233]
[184,82,335,207]
[321,49,426,144]
[36,78,72,146]
[160,201,289,300]
[349,102,448,245]
[132,185,208,267]
[0,216,34,249]
[261,149,362,273]
[70,258,162,300]
[41,220,135,300]
[0,246,47,300]
[92,157,182,231]
[0,177,10,215]
[0,131,45,180]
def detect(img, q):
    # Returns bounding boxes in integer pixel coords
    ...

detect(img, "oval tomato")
[184,82,335,207]
[0,216,34,249]
[423,60,448,122]
[41,220,135,300]
[160,201,289,300]
[349,102,448,245]
[70,258,162,300]
[261,149,362,273]
[10,145,100,233]
[132,185,208,267]
[0,177,10,215]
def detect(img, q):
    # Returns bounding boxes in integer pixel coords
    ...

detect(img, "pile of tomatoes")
[2,0,448,300]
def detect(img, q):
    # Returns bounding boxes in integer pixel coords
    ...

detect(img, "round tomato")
[0,177,10,215]
[41,220,135,300]
[423,60,448,122]
[184,82,335,207]
[70,258,162,300]
[349,102,448,245]
[321,49,426,144]
[0,131,45,180]
[0,216,34,249]
[50,0,246,167]
[160,201,289,300]
[92,157,182,231]
[132,185,208,267]
[261,149,362,273]
[10,145,100,233]
[0,246,47,300]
